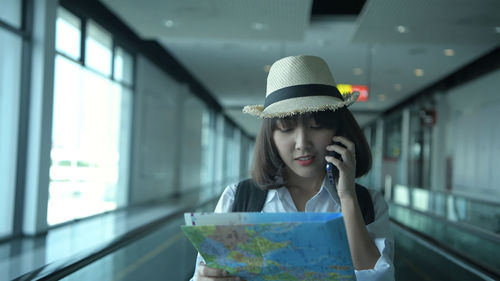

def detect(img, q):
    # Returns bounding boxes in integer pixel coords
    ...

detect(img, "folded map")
[181,212,355,281]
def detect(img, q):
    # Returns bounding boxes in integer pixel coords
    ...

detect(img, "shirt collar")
[267,175,341,206]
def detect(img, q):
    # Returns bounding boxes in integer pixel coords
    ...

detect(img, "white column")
[23,0,58,235]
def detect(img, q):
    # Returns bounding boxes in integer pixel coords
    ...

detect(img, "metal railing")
[388,184,500,279]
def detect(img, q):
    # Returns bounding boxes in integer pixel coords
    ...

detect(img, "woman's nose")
[294,126,311,150]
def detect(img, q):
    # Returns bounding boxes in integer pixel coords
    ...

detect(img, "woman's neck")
[285,170,325,197]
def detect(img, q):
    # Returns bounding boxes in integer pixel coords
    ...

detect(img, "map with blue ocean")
[182,212,355,281]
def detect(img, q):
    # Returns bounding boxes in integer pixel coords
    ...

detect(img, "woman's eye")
[278,127,292,132]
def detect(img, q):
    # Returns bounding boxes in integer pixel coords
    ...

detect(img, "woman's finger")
[331,136,356,166]
[198,263,230,277]
[333,136,355,154]
[197,276,241,281]
[325,155,348,172]
[326,144,355,168]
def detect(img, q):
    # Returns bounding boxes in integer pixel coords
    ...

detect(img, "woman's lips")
[295,156,315,166]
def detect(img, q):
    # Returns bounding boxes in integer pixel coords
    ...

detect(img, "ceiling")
[100,0,500,137]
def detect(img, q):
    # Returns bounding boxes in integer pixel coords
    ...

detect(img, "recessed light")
[252,22,268,31]
[378,94,387,101]
[414,68,424,77]
[164,19,176,28]
[444,49,455,56]
[396,25,409,33]
[394,84,402,91]
[353,68,363,76]
[263,65,271,72]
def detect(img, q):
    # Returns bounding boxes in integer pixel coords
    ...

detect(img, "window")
[200,110,217,188]
[114,47,133,85]
[55,7,81,60]
[48,9,133,225]
[0,0,22,28]
[85,20,112,76]
[384,116,402,159]
[179,95,208,191]
[0,27,22,238]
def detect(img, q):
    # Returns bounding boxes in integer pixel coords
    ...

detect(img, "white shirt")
[191,177,395,281]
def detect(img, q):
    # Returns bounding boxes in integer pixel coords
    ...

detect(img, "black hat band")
[264,84,344,109]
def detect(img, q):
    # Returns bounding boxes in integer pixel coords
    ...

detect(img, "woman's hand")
[325,136,356,199]
[325,136,381,269]
[196,263,241,281]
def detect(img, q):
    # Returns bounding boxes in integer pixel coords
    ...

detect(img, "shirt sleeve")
[354,189,395,281]
[189,183,238,281]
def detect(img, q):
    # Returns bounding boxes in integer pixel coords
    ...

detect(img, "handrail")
[389,184,500,235]
[390,219,499,281]
[390,201,500,243]
[393,184,500,207]
[447,189,500,206]
[14,196,220,281]
[389,202,500,278]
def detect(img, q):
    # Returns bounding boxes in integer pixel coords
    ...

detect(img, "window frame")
[46,5,137,226]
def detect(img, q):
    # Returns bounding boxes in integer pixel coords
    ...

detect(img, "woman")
[192,55,394,281]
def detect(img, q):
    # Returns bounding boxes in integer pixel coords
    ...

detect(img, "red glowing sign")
[337,84,369,102]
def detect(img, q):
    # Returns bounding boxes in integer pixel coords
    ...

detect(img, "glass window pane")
[55,7,81,60]
[0,0,22,29]
[384,116,402,159]
[114,47,133,85]
[179,94,208,192]
[85,20,112,76]
[201,110,216,187]
[0,29,22,237]
[48,55,131,225]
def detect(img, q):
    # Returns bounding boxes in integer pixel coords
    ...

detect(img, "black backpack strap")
[231,179,375,225]
[355,184,375,225]
[232,179,268,212]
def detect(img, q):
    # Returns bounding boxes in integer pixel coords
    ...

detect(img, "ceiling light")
[495,27,500,34]
[394,84,402,91]
[263,65,271,72]
[353,68,363,76]
[414,68,424,77]
[252,22,268,31]
[396,25,409,33]
[444,49,455,56]
[164,19,176,28]
[378,94,387,101]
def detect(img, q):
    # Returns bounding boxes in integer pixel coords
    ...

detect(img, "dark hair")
[251,108,372,189]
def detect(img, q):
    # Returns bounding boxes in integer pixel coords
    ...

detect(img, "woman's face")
[272,114,336,181]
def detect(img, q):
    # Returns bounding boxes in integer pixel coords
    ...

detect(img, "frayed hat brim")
[243,91,359,119]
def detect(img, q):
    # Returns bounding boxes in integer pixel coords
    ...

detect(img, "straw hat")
[243,55,359,118]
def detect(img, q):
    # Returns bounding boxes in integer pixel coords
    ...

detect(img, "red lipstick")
[295,156,315,166]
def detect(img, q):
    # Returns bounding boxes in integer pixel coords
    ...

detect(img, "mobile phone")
[326,140,345,181]
[329,141,344,161]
